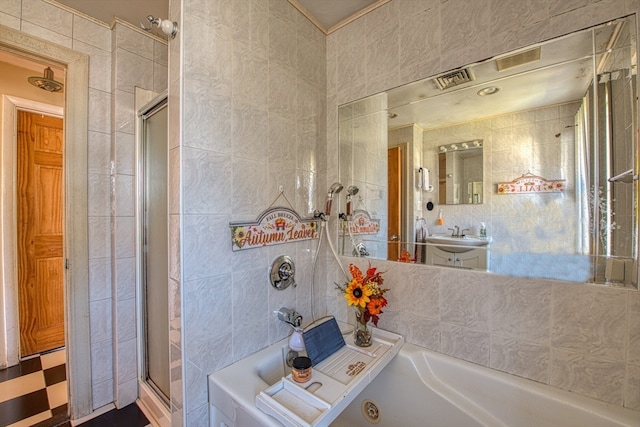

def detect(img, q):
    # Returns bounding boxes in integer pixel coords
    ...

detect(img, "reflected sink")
[425,235,491,253]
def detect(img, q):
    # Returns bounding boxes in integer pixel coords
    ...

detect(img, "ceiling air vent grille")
[496,47,541,71]
[433,68,475,90]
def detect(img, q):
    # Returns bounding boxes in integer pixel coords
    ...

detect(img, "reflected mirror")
[338,15,638,288]
[437,141,483,205]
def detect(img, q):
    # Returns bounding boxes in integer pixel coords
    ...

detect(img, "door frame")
[0,26,91,419]
[2,97,63,365]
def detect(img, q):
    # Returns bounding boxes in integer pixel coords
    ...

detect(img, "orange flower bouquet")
[336,263,389,347]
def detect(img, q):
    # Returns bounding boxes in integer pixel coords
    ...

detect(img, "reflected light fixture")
[477,86,500,96]
[28,67,64,92]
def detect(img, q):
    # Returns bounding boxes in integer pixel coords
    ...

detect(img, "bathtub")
[331,343,639,427]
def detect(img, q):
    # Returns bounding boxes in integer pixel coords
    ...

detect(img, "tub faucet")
[276,307,305,354]
[276,307,302,327]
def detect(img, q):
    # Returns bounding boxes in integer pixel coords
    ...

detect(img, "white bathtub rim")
[400,343,639,427]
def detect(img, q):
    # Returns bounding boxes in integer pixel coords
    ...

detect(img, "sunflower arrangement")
[336,263,389,328]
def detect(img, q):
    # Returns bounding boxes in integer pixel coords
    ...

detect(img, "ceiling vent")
[496,47,541,72]
[433,68,475,90]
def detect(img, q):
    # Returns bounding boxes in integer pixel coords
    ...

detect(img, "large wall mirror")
[338,15,638,288]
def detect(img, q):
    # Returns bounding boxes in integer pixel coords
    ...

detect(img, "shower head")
[327,182,344,196]
[346,185,359,197]
[325,182,344,217]
[28,67,64,93]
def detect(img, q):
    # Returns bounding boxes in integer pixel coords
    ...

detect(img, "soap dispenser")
[480,222,487,238]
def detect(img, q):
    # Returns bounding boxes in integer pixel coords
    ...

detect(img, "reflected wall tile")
[72,15,111,51]
[628,291,640,365]
[440,272,491,331]
[441,323,490,366]
[551,284,627,361]
[491,279,551,343]
[550,348,625,405]
[490,336,550,384]
[626,364,640,411]
[22,0,72,37]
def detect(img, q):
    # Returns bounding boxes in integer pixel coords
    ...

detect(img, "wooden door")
[388,146,402,261]
[18,111,65,357]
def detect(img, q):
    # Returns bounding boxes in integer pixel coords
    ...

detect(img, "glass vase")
[353,309,372,347]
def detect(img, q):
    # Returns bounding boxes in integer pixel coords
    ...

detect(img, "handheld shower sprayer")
[324,182,344,217]
[345,185,359,217]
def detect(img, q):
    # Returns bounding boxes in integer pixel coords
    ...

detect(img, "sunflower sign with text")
[230,207,319,251]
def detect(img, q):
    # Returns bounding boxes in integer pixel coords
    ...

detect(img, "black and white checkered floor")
[0,349,150,427]
[0,349,68,427]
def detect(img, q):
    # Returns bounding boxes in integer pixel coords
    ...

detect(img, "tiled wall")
[327,0,639,411]
[111,21,167,409]
[1,0,167,412]
[176,0,327,424]
[341,258,640,409]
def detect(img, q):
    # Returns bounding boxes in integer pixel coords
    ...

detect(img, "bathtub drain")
[361,399,381,424]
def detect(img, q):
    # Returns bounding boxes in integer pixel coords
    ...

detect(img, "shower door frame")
[136,90,171,418]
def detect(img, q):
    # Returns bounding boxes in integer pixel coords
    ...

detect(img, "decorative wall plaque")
[497,173,565,195]
[339,209,381,236]
[230,207,318,251]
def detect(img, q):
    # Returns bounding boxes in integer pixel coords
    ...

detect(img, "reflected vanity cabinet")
[425,246,488,270]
